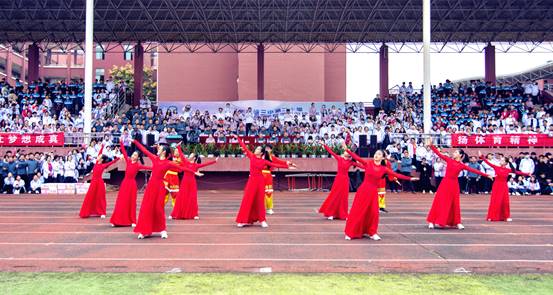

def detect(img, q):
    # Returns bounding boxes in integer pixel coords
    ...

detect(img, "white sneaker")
[422,190,426,194]
[266,209,274,215]
[237,223,245,228]
[131,223,136,228]
[457,224,465,230]
[161,231,168,239]
[429,191,433,194]
[345,236,351,240]
[194,216,200,220]
[369,234,381,241]
[100,215,106,219]
[428,223,435,229]
[327,216,334,220]
[261,221,269,228]
[506,218,513,222]
[168,216,173,220]
[110,223,115,227]
[137,234,144,239]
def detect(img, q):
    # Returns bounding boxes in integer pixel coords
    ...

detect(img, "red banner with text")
[451,133,553,147]
[0,133,65,147]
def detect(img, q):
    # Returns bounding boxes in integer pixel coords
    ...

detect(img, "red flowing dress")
[319,145,362,219]
[79,145,119,218]
[481,156,529,221]
[235,138,288,224]
[110,141,151,226]
[426,145,488,227]
[133,140,194,236]
[170,147,217,220]
[345,150,412,239]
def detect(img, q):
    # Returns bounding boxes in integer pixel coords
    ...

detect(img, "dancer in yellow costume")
[262,145,296,215]
[164,144,182,207]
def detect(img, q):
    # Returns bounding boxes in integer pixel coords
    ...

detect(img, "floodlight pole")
[422,0,432,134]
[84,0,94,142]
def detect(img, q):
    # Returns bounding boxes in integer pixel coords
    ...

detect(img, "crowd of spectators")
[0,76,552,195]
[0,77,124,134]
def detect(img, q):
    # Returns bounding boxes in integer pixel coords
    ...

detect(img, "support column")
[133,43,144,107]
[379,44,389,99]
[66,51,72,83]
[5,46,12,84]
[257,43,264,100]
[27,44,40,83]
[422,0,432,134]
[484,43,496,84]
[84,0,94,136]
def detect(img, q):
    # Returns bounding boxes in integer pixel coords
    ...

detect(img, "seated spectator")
[3,172,15,194]
[13,175,25,194]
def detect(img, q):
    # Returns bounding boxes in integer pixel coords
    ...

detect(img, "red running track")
[0,191,552,273]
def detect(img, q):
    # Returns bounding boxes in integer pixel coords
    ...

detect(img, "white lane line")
[0,257,552,263]
[0,242,550,247]
[2,222,553,227]
[1,231,553,235]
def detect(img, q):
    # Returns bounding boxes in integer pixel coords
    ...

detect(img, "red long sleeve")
[346,150,367,166]
[323,145,340,160]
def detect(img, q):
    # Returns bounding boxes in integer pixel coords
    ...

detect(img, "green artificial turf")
[2,273,553,295]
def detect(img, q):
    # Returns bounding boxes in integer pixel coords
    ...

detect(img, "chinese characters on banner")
[0,133,65,147]
[451,133,553,147]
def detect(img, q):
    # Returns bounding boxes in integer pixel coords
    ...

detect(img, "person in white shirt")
[13,175,26,194]
[527,176,541,195]
[52,157,63,183]
[30,175,42,194]
[433,157,446,187]
[508,178,521,195]
[63,156,77,183]
[518,154,535,175]
[2,173,15,194]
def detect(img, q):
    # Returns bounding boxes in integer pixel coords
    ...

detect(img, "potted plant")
[315,145,326,158]
[290,144,299,158]
[275,144,285,158]
[301,145,310,158]
[218,144,227,158]
[206,143,216,158]
[195,144,207,157]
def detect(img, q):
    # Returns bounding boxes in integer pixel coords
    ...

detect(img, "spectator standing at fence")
[399,150,415,193]
[519,154,535,175]
[466,156,483,194]
[426,139,491,230]
[417,158,433,194]
[480,154,496,194]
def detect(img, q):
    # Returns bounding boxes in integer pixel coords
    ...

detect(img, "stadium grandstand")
[1,0,553,289]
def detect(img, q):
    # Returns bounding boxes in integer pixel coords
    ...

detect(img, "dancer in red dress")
[426,139,491,229]
[479,152,530,222]
[345,149,417,240]
[133,140,199,239]
[109,140,151,227]
[234,135,292,228]
[170,147,217,220]
[318,143,362,220]
[79,145,120,218]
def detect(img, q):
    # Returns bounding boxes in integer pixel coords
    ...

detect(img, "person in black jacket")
[417,158,433,193]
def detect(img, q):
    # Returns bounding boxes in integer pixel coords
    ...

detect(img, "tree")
[109,63,157,102]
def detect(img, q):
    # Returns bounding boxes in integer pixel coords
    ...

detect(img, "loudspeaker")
[359,134,367,147]
[147,134,155,146]
[358,147,369,157]
[369,135,377,148]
